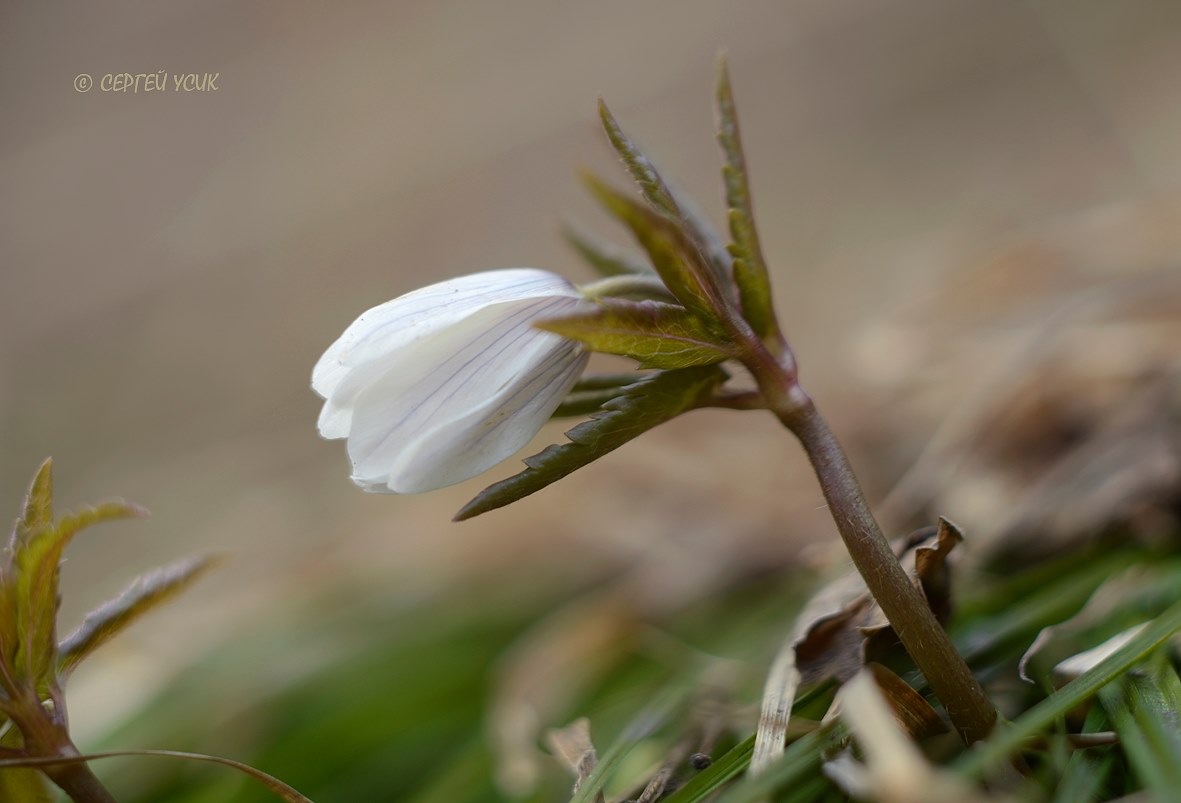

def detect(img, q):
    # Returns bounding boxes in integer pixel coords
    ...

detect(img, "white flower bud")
[313,269,590,493]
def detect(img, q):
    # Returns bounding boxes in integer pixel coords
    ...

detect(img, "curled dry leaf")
[545,717,600,798]
[794,518,962,687]
[753,519,961,773]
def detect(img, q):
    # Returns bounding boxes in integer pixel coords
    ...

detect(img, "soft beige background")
[3,0,1181,735]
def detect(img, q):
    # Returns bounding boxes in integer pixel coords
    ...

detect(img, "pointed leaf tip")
[58,553,224,676]
[13,497,151,683]
[596,98,679,217]
[714,61,779,342]
[18,458,55,540]
[588,100,739,322]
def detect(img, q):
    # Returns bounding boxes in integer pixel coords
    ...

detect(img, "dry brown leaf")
[824,664,946,740]
[829,670,1007,803]
[544,717,600,799]
[794,518,962,686]
[753,519,961,773]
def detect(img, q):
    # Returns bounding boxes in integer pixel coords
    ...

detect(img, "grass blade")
[958,596,1181,778]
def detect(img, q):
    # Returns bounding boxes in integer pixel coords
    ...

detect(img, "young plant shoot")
[314,59,997,746]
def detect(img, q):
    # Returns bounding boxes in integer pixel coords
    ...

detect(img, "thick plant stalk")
[13,694,118,803]
[775,390,997,744]
[43,757,118,803]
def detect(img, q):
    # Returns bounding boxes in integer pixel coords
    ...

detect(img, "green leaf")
[553,374,654,418]
[569,681,694,803]
[538,299,733,369]
[14,458,54,547]
[571,373,654,392]
[0,766,53,802]
[563,222,654,277]
[456,365,726,519]
[0,460,56,690]
[958,595,1181,779]
[595,98,739,315]
[1051,706,1114,803]
[598,98,681,217]
[0,721,53,802]
[58,553,223,678]
[13,501,146,685]
[716,57,778,341]
[663,735,755,802]
[553,389,630,419]
[581,172,720,319]
[1099,652,1181,798]
[712,730,829,803]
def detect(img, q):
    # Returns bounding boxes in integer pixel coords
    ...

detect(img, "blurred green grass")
[77,533,1181,802]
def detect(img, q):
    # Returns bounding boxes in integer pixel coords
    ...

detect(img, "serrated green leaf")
[598,98,680,217]
[563,222,654,277]
[14,458,54,548]
[58,553,223,678]
[716,58,779,341]
[13,501,146,685]
[553,388,629,419]
[1,461,58,686]
[581,172,720,319]
[456,365,726,519]
[0,586,16,691]
[571,373,653,392]
[594,102,738,308]
[538,299,734,369]
[553,374,653,418]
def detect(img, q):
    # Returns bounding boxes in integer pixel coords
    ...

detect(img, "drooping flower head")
[313,269,591,493]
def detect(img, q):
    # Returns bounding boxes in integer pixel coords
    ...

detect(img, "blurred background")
[2,1,1180,800]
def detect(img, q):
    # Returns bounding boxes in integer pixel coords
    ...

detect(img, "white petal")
[316,288,583,440]
[312,268,578,400]
[343,296,588,492]
[359,346,588,493]
[385,344,588,492]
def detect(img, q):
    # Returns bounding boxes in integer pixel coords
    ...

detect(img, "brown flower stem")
[772,388,996,744]
[40,753,118,803]
[737,330,995,742]
[12,693,118,803]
